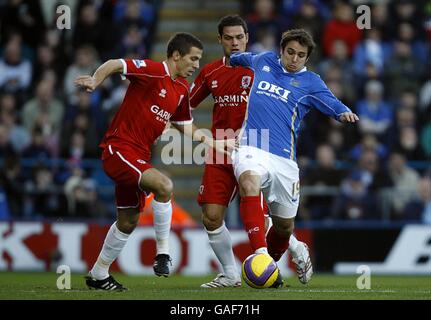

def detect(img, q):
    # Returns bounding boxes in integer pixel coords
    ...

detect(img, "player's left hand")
[339,112,359,123]
[213,139,236,156]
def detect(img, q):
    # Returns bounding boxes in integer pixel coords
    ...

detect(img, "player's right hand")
[339,112,359,123]
[74,75,98,92]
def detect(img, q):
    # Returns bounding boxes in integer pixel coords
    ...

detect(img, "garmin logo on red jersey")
[150,105,171,123]
[257,81,290,100]
[214,95,248,105]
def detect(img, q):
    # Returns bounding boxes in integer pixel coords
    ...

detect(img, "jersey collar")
[162,61,171,76]
[223,56,233,68]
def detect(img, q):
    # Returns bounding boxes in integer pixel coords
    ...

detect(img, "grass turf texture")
[0,272,430,300]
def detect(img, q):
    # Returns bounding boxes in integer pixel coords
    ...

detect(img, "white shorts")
[231,146,300,219]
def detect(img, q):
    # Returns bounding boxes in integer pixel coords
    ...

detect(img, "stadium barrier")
[1,221,430,275]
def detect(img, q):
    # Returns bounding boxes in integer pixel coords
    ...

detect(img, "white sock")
[152,198,172,255]
[255,247,268,255]
[90,222,130,280]
[288,234,300,257]
[207,223,238,279]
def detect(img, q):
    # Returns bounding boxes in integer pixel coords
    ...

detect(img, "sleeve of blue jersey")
[309,73,352,121]
[230,52,255,67]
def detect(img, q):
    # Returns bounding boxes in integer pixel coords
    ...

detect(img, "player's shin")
[152,198,173,255]
[240,196,267,253]
[206,222,238,278]
[90,221,130,280]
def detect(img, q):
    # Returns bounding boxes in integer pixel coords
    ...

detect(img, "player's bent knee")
[202,214,223,231]
[117,220,138,234]
[154,177,173,199]
[117,209,140,234]
[202,204,225,231]
[239,180,260,196]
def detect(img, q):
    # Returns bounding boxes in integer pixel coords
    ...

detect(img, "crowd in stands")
[0,0,430,224]
[0,0,158,219]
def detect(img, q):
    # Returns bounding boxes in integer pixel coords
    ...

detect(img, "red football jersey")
[100,59,192,160]
[189,57,253,139]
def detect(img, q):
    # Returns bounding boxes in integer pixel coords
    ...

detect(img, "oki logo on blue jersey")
[132,59,146,68]
[256,81,290,101]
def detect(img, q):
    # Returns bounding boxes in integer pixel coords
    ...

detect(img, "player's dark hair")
[280,29,316,58]
[217,14,248,36]
[167,32,203,58]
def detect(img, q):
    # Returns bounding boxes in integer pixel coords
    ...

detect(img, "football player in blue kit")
[230,29,359,285]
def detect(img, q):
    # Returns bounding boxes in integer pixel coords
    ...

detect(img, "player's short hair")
[167,32,203,58]
[217,15,248,36]
[280,29,316,58]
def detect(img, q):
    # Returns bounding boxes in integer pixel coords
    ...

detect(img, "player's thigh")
[198,164,238,207]
[139,168,173,195]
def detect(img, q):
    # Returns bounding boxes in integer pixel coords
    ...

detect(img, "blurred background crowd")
[0,0,430,224]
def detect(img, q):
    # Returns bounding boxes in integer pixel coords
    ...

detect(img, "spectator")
[64,169,104,218]
[356,80,393,142]
[21,127,52,161]
[331,170,378,220]
[322,2,363,58]
[289,0,325,52]
[250,27,278,54]
[0,154,24,217]
[393,126,425,161]
[384,41,424,100]
[247,0,285,44]
[0,124,15,158]
[63,45,100,105]
[72,2,114,60]
[0,99,30,153]
[24,165,63,217]
[319,40,354,89]
[387,151,420,218]
[403,177,431,223]
[353,28,391,85]
[349,133,388,162]
[0,37,32,96]
[304,144,346,219]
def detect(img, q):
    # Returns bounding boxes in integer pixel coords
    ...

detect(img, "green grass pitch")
[0,272,430,300]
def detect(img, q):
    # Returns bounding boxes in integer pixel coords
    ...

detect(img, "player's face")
[176,46,203,78]
[280,40,309,73]
[219,26,248,56]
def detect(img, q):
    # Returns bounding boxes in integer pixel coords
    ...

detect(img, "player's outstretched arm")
[339,112,360,123]
[74,59,123,92]
[172,123,234,155]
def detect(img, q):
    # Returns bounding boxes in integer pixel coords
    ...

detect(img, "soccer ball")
[241,253,280,289]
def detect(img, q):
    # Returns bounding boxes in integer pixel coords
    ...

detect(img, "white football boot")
[200,273,242,288]
[291,242,313,284]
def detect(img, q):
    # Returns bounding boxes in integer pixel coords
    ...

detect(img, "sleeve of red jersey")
[119,59,158,80]
[189,67,210,109]
[170,89,193,125]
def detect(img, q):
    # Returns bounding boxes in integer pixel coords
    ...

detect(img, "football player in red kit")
[190,15,274,288]
[75,33,228,291]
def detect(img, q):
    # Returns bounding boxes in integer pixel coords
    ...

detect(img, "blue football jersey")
[230,51,352,160]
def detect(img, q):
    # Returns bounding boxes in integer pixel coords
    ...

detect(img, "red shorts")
[198,164,238,207]
[102,143,153,209]
[198,163,269,215]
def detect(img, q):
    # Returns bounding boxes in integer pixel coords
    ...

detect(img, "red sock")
[240,196,267,252]
[267,226,289,262]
